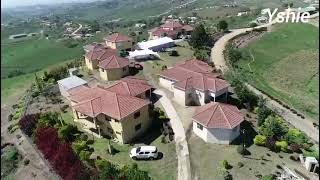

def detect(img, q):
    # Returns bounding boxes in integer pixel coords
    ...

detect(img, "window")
[135,123,141,131]
[197,123,203,130]
[114,119,119,123]
[145,152,150,154]
[134,111,140,119]
[116,131,121,135]
[107,127,113,133]
[101,68,104,72]
[105,116,111,121]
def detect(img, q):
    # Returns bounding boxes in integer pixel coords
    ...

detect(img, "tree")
[194,48,209,61]
[35,127,60,160]
[99,160,121,180]
[189,24,209,49]
[90,20,100,32]
[256,97,273,126]
[58,125,79,142]
[227,47,242,65]
[285,128,309,145]
[259,115,288,138]
[217,20,228,32]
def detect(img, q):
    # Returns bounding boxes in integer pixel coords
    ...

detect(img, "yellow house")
[68,85,152,144]
[84,45,117,70]
[104,33,133,51]
[98,55,130,81]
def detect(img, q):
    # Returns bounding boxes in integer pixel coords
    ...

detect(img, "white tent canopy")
[128,49,160,60]
[137,37,174,50]
[57,75,87,91]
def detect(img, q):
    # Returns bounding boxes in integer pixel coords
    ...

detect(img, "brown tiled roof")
[151,28,178,39]
[98,55,129,70]
[104,77,152,97]
[160,59,227,92]
[103,33,132,42]
[84,48,117,62]
[192,102,244,129]
[160,20,183,29]
[70,86,149,119]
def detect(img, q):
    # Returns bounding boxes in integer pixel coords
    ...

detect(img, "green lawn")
[188,134,310,180]
[236,23,319,121]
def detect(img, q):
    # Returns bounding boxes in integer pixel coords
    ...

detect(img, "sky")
[1,0,98,8]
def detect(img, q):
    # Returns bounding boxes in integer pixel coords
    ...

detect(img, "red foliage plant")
[19,114,39,136]
[35,127,88,180]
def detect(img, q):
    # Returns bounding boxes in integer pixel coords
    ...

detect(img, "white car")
[129,146,158,160]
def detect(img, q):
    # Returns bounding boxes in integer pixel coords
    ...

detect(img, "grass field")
[1,38,84,78]
[236,23,319,121]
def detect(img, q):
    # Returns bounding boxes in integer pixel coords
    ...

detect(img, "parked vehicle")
[129,146,158,160]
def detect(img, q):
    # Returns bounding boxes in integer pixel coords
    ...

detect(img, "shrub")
[19,114,39,136]
[220,160,232,169]
[8,114,13,121]
[259,115,288,138]
[261,174,275,180]
[265,137,276,151]
[23,159,30,165]
[79,150,92,161]
[237,162,244,168]
[161,65,167,70]
[79,134,88,141]
[302,148,319,160]
[285,128,309,146]
[86,139,94,145]
[58,125,78,142]
[288,143,302,153]
[168,50,179,56]
[275,141,288,152]
[60,105,69,112]
[254,135,267,146]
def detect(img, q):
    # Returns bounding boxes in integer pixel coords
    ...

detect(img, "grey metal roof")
[57,76,87,91]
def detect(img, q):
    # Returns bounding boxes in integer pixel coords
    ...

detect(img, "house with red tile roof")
[192,102,244,144]
[159,59,229,106]
[104,76,153,99]
[67,79,153,143]
[97,55,130,81]
[84,46,117,70]
[104,33,133,51]
[148,19,193,40]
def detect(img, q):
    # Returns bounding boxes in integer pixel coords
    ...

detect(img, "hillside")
[236,23,319,121]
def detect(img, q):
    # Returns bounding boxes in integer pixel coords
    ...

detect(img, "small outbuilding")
[192,102,244,144]
[57,76,88,98]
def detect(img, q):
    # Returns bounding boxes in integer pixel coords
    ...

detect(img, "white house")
[137,37,175,52]
[192,102,244,144]
[159,59,229,106]
[57,76,88,98]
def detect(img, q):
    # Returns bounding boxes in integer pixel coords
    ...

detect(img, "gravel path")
[153,89,192,180]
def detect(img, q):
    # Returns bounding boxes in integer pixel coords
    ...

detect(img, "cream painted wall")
[99,66,129,81]
[85,57,98,70]
[105,41,133,50]
[173,87,186,106]
[120,105,151,143]
[193,121,240,144]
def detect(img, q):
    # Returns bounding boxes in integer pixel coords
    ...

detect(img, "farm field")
[1,38,84,78]
[236,23,319,121]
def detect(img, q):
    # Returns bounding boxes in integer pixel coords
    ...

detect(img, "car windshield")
[136,147,141,153]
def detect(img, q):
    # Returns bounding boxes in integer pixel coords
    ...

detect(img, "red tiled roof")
[84,48,117,62]
[160,59,227,92]
[151,28,178,39]
[104,77,152,97]
[174,74,228,93]
[70,86,149,119]
[192,102,244,129]
[182,24,194,32]
[160,20,183,29]
[103,33,132,42]
[98,55,129,69]
[67,85,91,96]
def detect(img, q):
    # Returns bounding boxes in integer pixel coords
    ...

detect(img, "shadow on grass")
[131,120,162,145]
[231,121,257,148]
